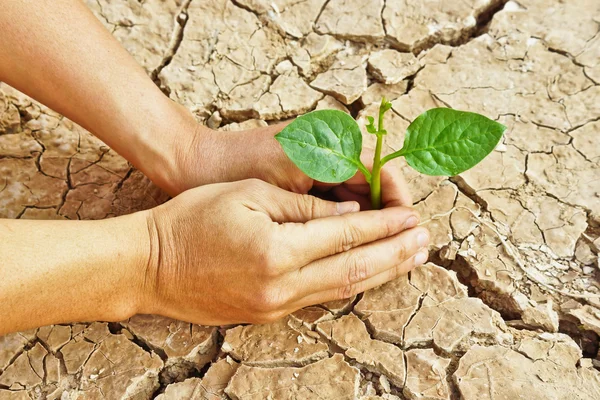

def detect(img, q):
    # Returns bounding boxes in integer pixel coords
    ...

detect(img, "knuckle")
[337,282,361,300]
[250,286,283,314]
[374,210,393,237]
[253,231,287,277]
[258,242,282,278]
[388,264,404,282]
[261,255,280,277]
[346,253,372,286]
[299,194,317,217]
[394,239,408,262]
[339,221,361,252]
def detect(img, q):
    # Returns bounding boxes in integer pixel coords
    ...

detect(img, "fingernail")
[417,232,429,248]
[414,250,428,267]
[337,201,359,215]
[404,215,419,229]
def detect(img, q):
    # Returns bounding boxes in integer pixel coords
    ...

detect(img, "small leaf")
[366,116,377,134]
[380,98,392,113]
[275,110,363,183]
[400,108,506,176]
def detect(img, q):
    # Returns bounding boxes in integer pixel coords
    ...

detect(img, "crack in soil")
[313,0,331,30]
[150,0,193,87]
[2,0,600,396]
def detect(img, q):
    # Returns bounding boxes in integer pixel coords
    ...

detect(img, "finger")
[340,182,371,196]
[296,248,429,307]
[247,181,360,223]
[292,226,429,297]
[278,207,421,268]
[331,185,371,210]
[380,159,413,207]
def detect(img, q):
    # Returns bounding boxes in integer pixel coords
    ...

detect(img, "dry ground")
[1,0,600,399]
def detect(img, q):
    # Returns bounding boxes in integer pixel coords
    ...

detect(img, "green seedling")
[275,98,506,209]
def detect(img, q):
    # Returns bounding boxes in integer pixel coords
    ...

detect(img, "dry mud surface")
[1,0,600,398]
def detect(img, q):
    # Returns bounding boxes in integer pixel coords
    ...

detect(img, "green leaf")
[366,116,377,134]
[399,108,506,176]
[380,98,392,113]
[275,109,363,183]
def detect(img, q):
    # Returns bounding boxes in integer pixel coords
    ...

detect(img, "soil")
[1,0,599,399]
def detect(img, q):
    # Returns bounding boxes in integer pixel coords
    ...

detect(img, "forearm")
[0,0,195,193]
[0,213,149,335]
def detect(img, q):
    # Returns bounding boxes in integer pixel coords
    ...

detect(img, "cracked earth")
[1,0,600,398]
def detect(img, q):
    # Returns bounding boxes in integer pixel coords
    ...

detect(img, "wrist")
[104,210,155,321]
[0,213,153,333]
[132,208,162,316]
[141,111,309,196]
[166,121,267,194]
[124,95,199,196]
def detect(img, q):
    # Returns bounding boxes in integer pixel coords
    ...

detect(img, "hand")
[161,117,315,196]
[314,149,412,209]
[156,112,412,208]
[0,0,411,209]
[139,179,429,325]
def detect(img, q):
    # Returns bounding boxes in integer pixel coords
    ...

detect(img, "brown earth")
[1,0,599,398]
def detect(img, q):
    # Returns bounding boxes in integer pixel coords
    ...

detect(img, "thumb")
[262,185,359,223]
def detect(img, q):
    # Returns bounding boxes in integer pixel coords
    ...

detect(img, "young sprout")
[276,98,506,210]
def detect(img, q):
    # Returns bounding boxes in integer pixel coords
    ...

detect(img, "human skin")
[0,180,429,335]
[0,1,429,334]
[0,0,412,206]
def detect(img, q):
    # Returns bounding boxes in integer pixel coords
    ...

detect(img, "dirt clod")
[1,0,599,398]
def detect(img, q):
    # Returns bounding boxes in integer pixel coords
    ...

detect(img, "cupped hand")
[159,114,412,209]
[139,179,429,325]
[313,148,412,209]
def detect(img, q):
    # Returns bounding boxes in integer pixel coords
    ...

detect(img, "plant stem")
[370,133,383,209]
[368,97,394,209]
[356,162,372,184]
[380,148,404,166]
